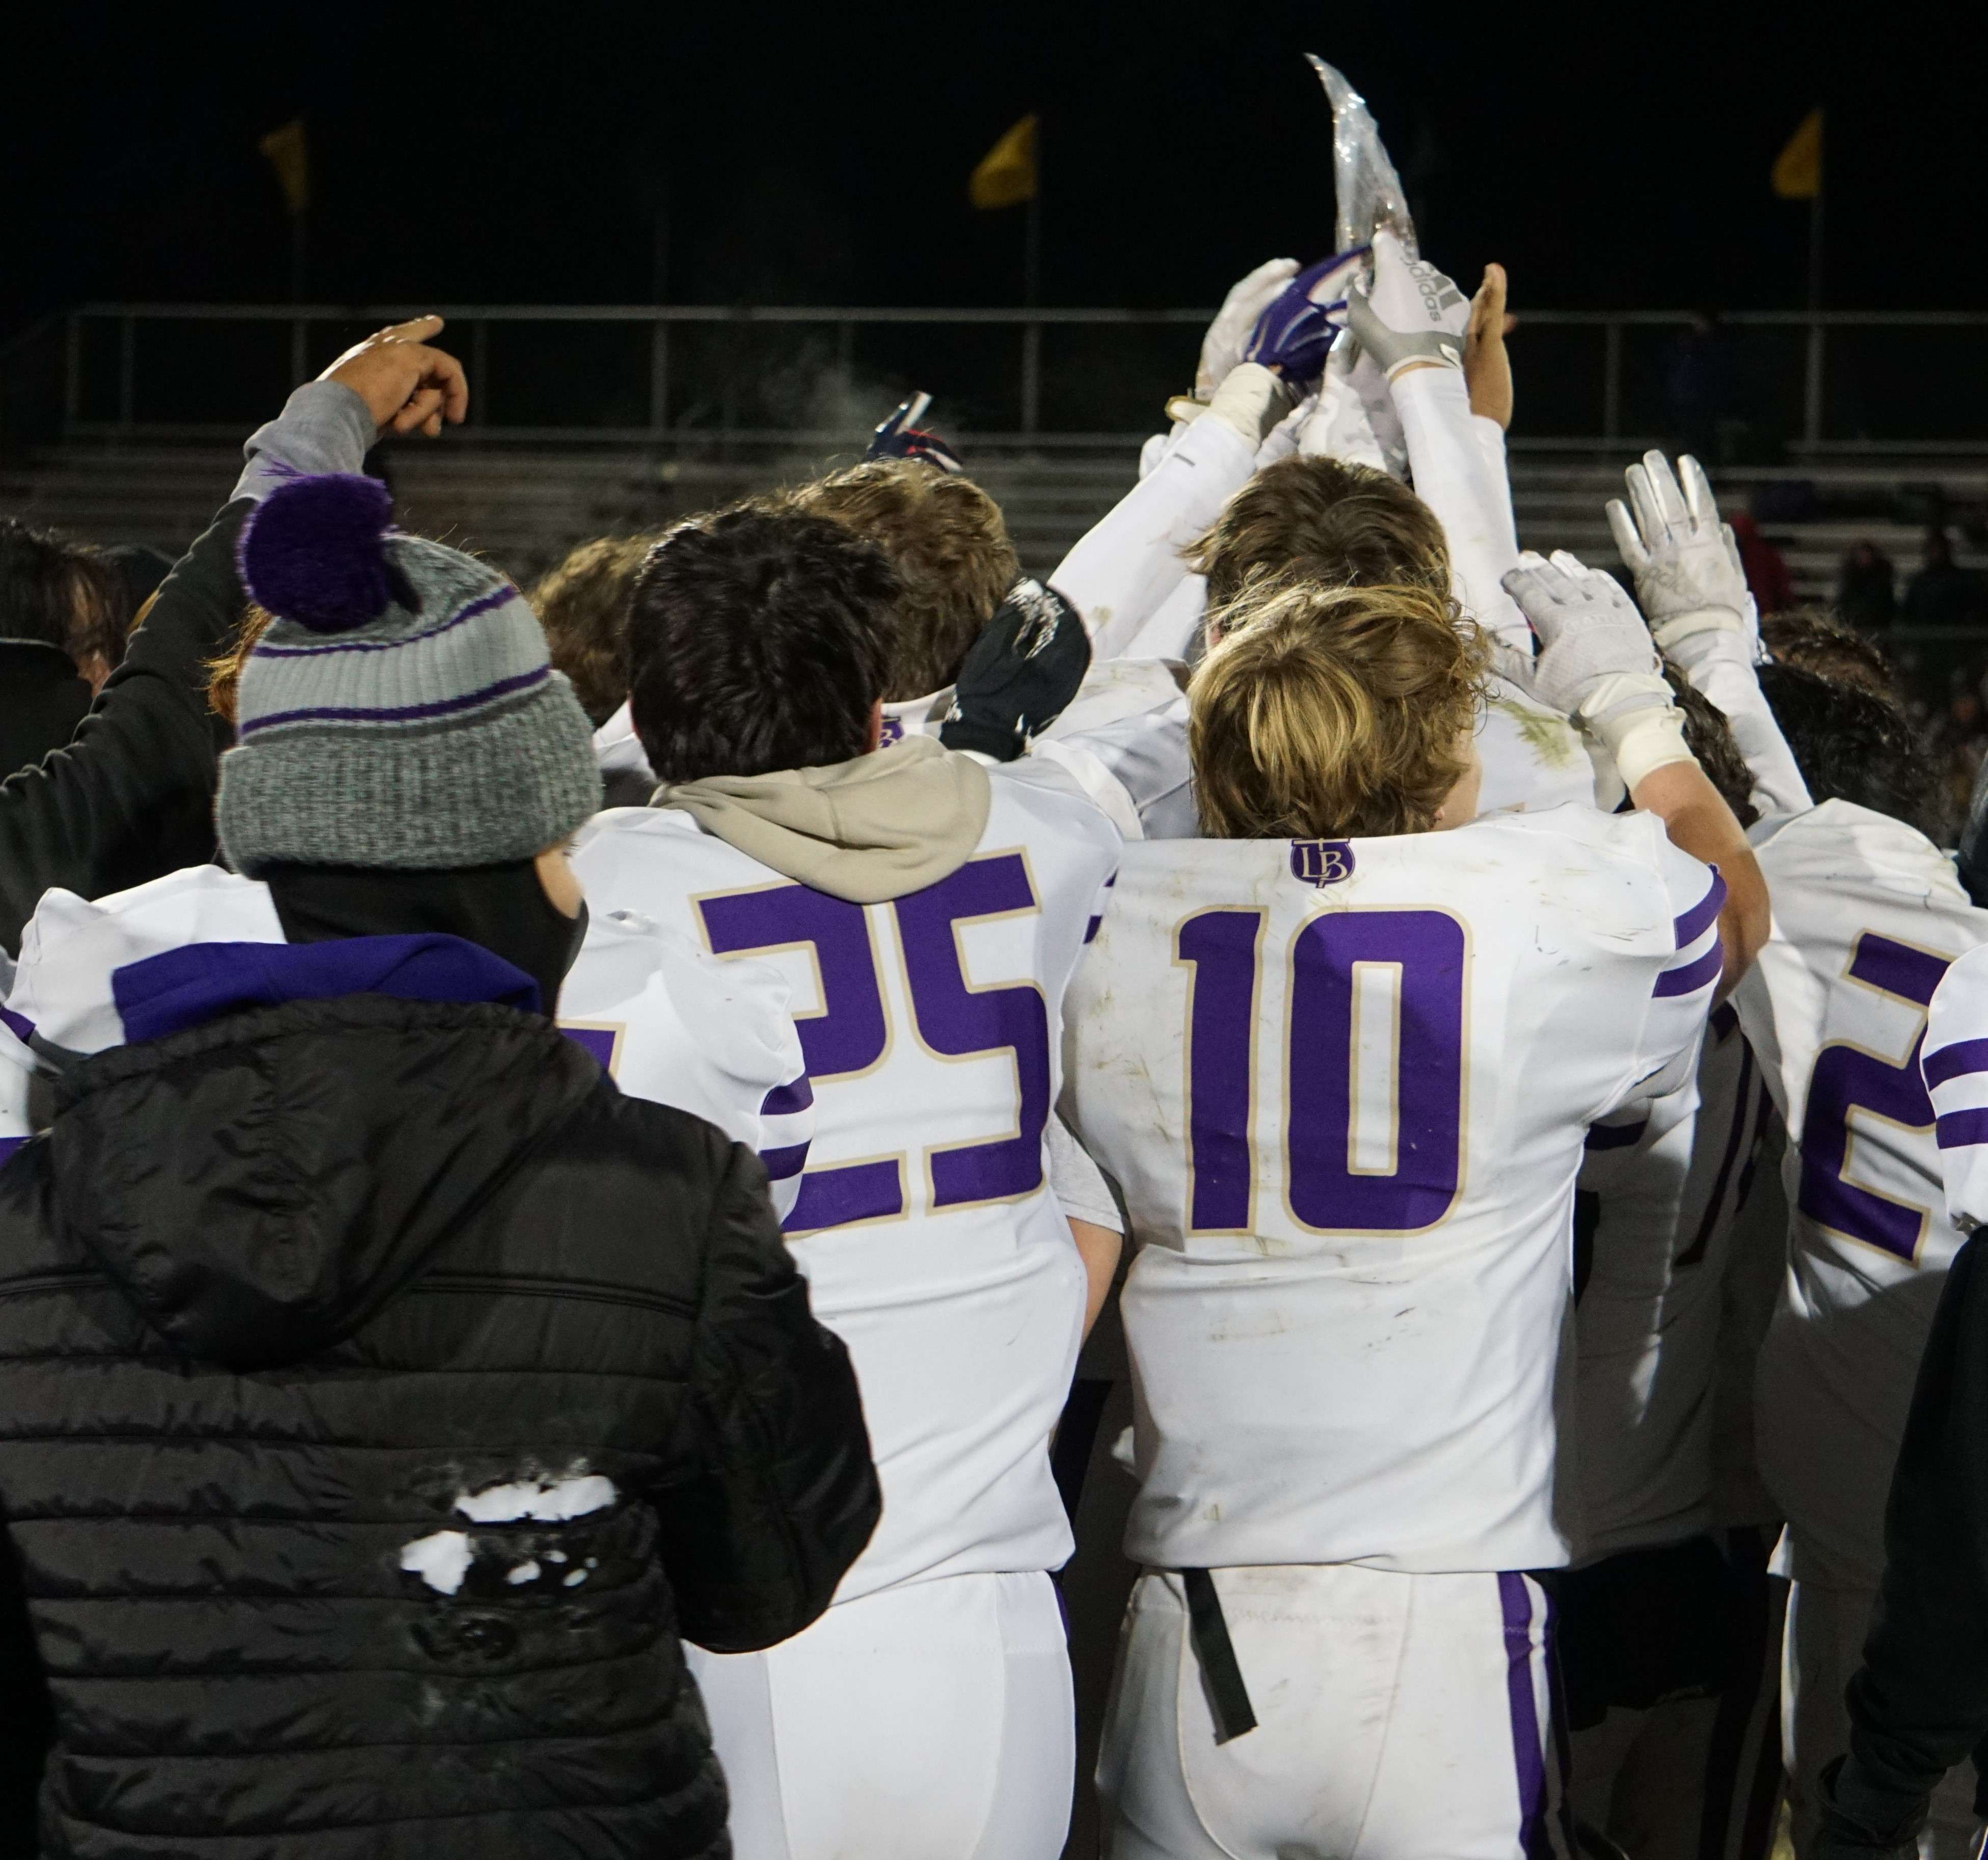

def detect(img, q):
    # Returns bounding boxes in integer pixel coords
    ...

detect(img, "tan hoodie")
[651,735,992,904]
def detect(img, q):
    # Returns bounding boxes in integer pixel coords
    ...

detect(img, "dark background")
[4,1,1979,331]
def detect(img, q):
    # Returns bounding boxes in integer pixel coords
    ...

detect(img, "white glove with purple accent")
[1344,228,1470,381]
[1196,259,1300,400]
[1605,450,1750,652]
[1501,549,1695,790]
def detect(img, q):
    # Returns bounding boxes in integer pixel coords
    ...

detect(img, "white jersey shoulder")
[1735,799,1988,1585]
[1065,803,1723,1575]
[1925,940,1988,1227]
[568,773,1120,1600]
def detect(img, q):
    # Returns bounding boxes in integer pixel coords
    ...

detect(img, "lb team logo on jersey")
[878,714,905,747]
[1289,840,1356,886]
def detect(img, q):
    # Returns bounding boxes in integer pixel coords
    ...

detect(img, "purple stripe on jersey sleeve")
[0,1006,34,1045]
[1924,1038,1988,1090]
[1654,939,1724,998]
[1498,1573,1550,1859]
[0,1136,25,1166]
[760,1076,814,1118]
[759,1141,810,1183]
[1936,1108,1988,1150]
[1673,870,1727,950]
[1584,1118,1649,1152]
[1084,914,1104,944]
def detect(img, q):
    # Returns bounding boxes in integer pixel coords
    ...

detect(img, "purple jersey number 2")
[701,854,1051,1235]
[1178,907,1467,1235]
[1799,931,1949,1264]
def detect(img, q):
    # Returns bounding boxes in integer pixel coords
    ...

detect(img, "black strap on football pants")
[1181,1567,1257,1744]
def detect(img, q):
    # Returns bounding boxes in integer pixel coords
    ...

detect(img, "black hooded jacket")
[0,990,879,1858]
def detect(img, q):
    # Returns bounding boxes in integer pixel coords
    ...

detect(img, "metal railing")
[23,302,1988,453]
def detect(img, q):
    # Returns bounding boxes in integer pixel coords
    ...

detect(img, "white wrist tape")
[1205,363,1285,447]
[1575,671,1698,791]
[1650,606,1745,652]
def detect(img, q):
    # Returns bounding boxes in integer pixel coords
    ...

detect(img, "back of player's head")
[626,506,900,783]
[1189,575,1487,841]
[530,533,660,726]
[1756,660,1942,839]
[1760,605,1898,703]
[1190,456,1450,616]
[1665,662,1758,828]
[785,459,1019,702]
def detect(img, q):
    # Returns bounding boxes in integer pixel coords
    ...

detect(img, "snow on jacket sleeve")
[0,502,247,954]
[662,1137,880,1653]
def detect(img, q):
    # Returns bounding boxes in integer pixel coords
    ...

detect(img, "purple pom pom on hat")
[236,471,401,634]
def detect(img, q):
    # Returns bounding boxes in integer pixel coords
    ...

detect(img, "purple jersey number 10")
[700,854,1051,1236]
[1178,907,1466,1235]
[1799,931,1949,1264]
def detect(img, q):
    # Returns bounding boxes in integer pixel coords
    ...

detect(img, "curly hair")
[1760,605,1898,704]
[1190,576,1490,840]
[529,534,661,725]
[627,507,901,783]
[1757,660,1942,839]
[1665,663,1758,828]
[1190,455,1451,617]
[784,459,1018,701]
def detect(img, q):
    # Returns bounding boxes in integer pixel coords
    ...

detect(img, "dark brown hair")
[627,507,900,782]
[0,517,123,671]
[1761,606,1898,703]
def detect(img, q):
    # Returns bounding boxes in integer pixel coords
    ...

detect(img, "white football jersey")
[567,762,1121,1600]
[0,865,807,1202]
[1572,1002,1773,1561]
[1064,804,1723,1574]
[1734,800,1988,1587]
[1924,941,1988,1226]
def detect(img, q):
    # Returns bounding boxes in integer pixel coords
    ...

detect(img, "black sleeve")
[1828,1233,1988,1845]
[657,1138,880,1654]
[0,500,250,954]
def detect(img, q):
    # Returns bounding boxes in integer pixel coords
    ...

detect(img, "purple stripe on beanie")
[253,586,521,658]
[237,664,549,737]
[1499,1572,1549,1859]
[0,1006,35,1046]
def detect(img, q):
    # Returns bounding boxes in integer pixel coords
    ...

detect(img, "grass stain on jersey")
[1490,695,1582,768]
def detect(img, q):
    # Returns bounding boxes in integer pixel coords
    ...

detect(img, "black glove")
[939,577,1091,762]
[1813,1756,1930,1860]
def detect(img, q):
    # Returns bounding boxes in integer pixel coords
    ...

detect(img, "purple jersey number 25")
[1178,906,1466,1235]
[701,854,1051,1235]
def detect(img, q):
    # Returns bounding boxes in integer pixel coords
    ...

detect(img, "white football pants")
[1784,1581,1981,1860]
[688,1567,1074,1860]
[1098,1564,1565,1860]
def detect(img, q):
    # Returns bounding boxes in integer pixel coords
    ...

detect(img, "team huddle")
[0,228,1982,1860]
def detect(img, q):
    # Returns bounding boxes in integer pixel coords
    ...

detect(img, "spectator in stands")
[1838,540,1898,633]
[0,519,122,777]
[1763,607,1901,702]
[1731,510,1795,616]
[1906,530,1987,631]
[530,533,658,727]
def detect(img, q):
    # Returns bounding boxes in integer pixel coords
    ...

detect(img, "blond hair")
[1190,576,1488,840]
[785,458,1019,701]
[529,533,661,725]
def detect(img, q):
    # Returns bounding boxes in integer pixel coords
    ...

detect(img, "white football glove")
[1297,336,1388,471]
[1501,550,1695,790]
[1196,259,1300,400]
[1343,228,1470,381]
[1605,450,1750,651]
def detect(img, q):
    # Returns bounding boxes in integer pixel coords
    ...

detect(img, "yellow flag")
[259,118,310,217]
[1772,108,1823,200]
[969,114,1037,210]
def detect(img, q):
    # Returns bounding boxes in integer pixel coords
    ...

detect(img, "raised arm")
[1607,450,1812,819]
[1505,550,1770,996]
[0,318,469,953]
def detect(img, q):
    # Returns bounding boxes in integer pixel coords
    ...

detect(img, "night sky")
[6,2,1979,331]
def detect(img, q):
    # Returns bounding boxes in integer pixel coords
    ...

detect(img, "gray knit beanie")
[217,472,602,874]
